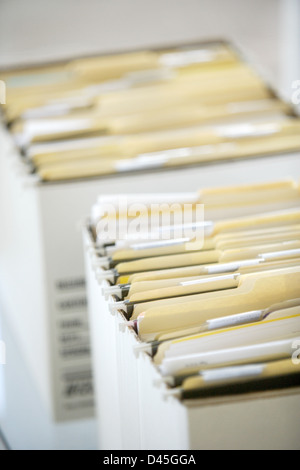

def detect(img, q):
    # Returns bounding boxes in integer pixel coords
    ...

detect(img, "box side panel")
[0,126,51,412]
[83,232,123,449]
[137,352,190,450]
[186,391,300,450]
[39,183,102,421]
[116,320,142,450]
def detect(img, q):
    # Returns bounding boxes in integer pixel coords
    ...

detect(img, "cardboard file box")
[83,223,300,450]
[1,39,300,422]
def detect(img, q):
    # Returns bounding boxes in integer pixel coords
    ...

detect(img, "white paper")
[226,99,279,114]
[115,157,165,172]
[164,314,300,361]
[206,259,262,275]
[206,310,263,331]
[215,122,281,139]
[201,364,264,383]
[131,238,190,250]
[21,118,94,146]
[130,142,237,168]
[160,337,298,376]
[28,135,113,158]
[259,248,300,261]
[180,273,239,287]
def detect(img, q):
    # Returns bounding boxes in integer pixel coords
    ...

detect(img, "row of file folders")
[86,179,300,403]
[1,39,300,181]
[1,38,300,444]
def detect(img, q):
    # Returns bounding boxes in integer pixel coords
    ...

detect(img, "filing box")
[1,40,300,422]
[83,194,300,450]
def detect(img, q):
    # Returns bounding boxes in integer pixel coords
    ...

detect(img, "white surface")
[0,305,98,450]
[0,0,281,85]
[1,0,298,105]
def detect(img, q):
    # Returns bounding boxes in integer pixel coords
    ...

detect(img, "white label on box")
[53,277,95,420]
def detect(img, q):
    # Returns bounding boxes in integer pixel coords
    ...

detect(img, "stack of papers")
[1,40,300,182]
[88,179,300,399]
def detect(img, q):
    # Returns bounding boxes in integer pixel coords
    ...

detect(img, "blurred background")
[0,0,299,451]
[0,0,299,98]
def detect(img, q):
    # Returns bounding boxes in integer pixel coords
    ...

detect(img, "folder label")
[137,142,238,162]
[180,273,239,287]
[131,238,190,250]
[206,258,262,274]
[227,99,279,113]
[201,364,264,383]
[159,49,216,67]
[216,122,280,139]
[206,310,263,330]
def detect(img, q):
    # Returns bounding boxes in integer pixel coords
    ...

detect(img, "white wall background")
[0,0,281,78]
[0,0,299,96]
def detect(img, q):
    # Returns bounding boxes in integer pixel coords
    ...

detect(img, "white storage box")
[83,198,300,450]
[1,122,300,422]
[1,40,300,422]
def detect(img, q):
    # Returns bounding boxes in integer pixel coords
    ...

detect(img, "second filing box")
[84,180,300,450]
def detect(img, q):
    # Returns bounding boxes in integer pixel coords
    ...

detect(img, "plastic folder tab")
[2,40,300,182]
